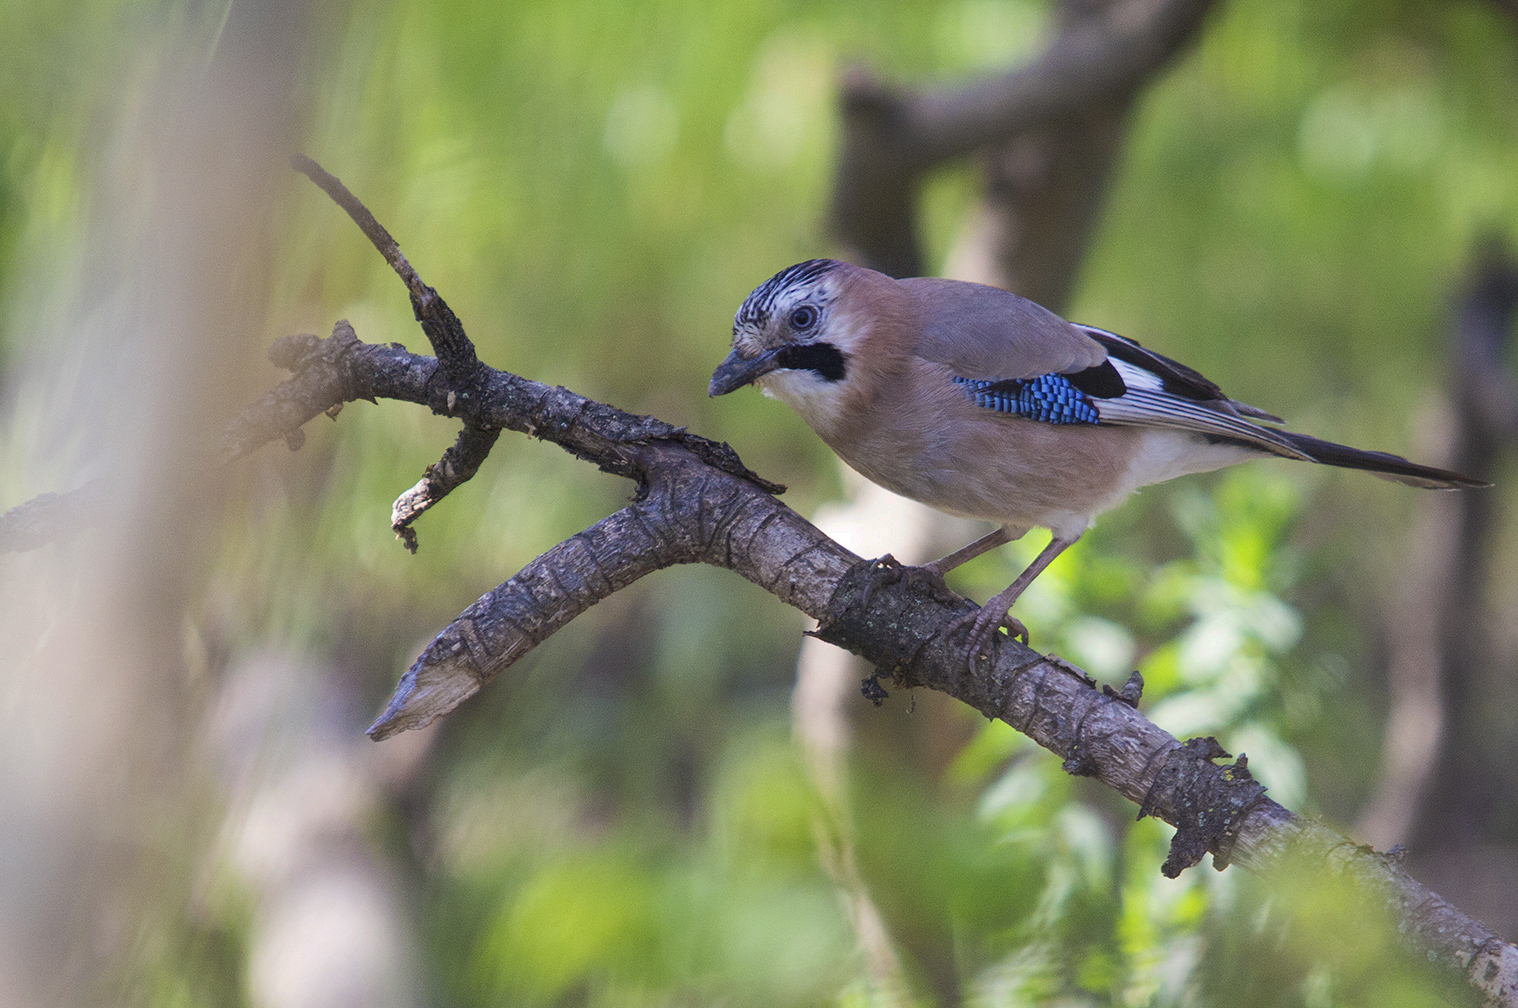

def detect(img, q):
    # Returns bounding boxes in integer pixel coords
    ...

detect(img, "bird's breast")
[814,364,1147,534]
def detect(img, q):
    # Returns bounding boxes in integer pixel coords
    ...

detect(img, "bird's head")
[710,259,904,433]
[709,258,850,395]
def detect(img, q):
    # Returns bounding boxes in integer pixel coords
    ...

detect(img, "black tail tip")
[1280,432,1490,489]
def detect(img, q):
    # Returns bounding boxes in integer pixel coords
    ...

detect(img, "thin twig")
[390,423,503,552]
[291,154,480,383]
[290,155,426,301]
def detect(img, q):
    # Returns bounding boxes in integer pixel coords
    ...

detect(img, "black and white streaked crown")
[734,259,840,332]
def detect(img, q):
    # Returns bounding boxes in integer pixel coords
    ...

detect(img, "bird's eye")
[789,305,818,330]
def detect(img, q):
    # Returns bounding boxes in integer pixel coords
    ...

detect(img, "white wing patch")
[1108,357,1164,393]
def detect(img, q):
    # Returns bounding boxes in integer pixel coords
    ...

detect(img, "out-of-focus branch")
[0,1,326,1003]
[1359,244,1518,853]
[832,0,1217,279]
[211,652,430,1008]
[945,101,1129,310]
[0,482,106,553]
[1489,0,1518,32]
[1356,422,1457,850]
[790,484,950,1007]
[1451,241,1518,441]
[904,0,1215,157]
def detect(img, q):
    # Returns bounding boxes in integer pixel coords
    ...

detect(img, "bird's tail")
[1275,431,1489,489]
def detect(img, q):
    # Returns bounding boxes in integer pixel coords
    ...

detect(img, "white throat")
[758,369,849,434]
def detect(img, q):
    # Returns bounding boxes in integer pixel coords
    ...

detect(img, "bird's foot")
[946,604,1029,667]
[861,555,961,609]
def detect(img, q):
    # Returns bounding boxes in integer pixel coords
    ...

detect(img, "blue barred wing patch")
[953,374,1100,425]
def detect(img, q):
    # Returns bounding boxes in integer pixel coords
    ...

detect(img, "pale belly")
[830,420,1258,538]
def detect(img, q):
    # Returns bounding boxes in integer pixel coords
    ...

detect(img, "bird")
[708,258,1487,662]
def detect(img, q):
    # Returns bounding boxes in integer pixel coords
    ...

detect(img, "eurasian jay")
[709,259,1486,660]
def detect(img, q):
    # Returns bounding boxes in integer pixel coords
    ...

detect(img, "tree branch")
[0,481,107,553]
[902,0,1216,161]
[291,154,481,385]
[389,423,502,552]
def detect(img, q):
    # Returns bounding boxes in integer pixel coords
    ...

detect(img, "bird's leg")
[921,526,1017,580]
[950,531,1082,664]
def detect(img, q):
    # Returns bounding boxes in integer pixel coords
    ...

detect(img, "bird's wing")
[953,365,1315,460]
[902,278,1309,457]
[905,278,1109,380]
[916,297,1309,458]
[921,303,1480,485]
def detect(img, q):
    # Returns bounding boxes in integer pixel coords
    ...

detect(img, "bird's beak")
[708,347,782,397]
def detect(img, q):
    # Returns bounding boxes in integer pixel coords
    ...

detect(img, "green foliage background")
[3,0,1516,1004]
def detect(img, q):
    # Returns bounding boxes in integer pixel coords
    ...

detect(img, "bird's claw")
[861,555,961,609]
[948,605,1030,666]
[1004,614,1030,647]
[897,566,961,606]
[865,556,1030,665]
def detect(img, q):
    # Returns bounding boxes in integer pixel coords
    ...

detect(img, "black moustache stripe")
[775,342,846,382]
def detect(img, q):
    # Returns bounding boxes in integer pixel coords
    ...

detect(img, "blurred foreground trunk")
[0,1,337,1002]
